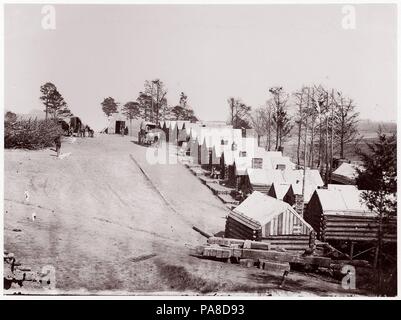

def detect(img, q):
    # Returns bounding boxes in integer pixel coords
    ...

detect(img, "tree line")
[227,85,360,183]
[101,79,198,126]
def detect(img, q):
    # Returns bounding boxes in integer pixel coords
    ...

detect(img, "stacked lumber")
[225,211,262,241]
[321,215,397,243]
[190,237,332,270]
[207,236,270,250]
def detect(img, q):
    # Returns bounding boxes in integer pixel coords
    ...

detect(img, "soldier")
[54,135,62,158]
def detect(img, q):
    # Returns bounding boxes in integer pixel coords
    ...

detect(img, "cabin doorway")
[115,121,125,134]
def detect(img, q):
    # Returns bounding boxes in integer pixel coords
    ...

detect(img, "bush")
[5,118,64,150]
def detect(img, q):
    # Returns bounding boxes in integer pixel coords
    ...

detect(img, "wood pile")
[190,236,332,271]
[321,215,397,243]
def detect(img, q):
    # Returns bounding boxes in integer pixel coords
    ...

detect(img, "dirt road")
[4,135,361,295]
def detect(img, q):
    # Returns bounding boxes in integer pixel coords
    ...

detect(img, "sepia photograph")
[2,1,398,298]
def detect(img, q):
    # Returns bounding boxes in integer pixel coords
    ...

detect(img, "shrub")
[5,117,64,150]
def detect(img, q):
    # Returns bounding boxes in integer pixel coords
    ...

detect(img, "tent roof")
[327,184,358,192]
[176,120,191,130]
[332,162,363,179]
[233,192,312,227]
[270,156,296,170]
[201,127,241,148]
[234,157,253,175]
[247,169,323,186]
[282,169,324,186]
[282,170,324,203]
[315,188,374,215]
[168,121,177,129]
[246,168,285,186]
[287,182,318,203]
[270,183,291,200]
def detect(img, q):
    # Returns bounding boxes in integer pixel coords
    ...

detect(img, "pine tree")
[356,129,397,294]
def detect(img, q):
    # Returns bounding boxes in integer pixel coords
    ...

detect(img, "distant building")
[331,162,364,185]
[107,112,139,136]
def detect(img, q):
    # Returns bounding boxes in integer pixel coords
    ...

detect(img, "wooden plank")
[192,226,212,238]
[259,259,291,273]
[324,235,396,242]
[241,249,332,267]
[207,237,245,247]
[207,237,270,250]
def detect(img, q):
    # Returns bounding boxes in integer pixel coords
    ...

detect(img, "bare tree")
[268,87,293,151]
[293,87,307,166]
[251,103,273,149]
[137,92,152,121]
[227,97,251,129]
[169,92,197,121]
[333,91,360,159]
[143,79,168,123]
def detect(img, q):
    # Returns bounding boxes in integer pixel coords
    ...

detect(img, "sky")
[4,4,398,130]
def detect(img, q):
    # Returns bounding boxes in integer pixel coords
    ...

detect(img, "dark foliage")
[5,118,64,150]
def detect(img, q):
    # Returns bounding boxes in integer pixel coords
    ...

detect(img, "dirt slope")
[4,134,362,295]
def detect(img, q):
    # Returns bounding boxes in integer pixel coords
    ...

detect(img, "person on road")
[54,135,61,158]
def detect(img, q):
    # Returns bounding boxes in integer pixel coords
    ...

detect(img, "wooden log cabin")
[225,192,315,250]
[304,185,397,245]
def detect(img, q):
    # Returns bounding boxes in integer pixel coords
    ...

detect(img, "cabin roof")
[234,191,313,229]
[270,183,291,200]
[332,162,363,180]
[315,188,374,215]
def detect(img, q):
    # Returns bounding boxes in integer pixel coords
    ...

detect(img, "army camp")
[3,4,397,297]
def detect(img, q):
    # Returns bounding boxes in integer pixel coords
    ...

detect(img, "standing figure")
[54,135,61,158]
